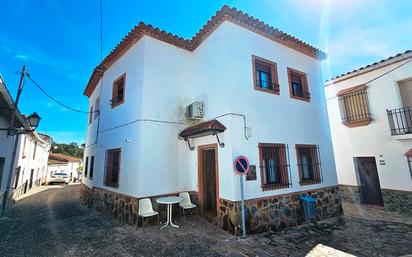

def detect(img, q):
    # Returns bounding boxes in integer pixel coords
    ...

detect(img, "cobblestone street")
[0,184,411,257]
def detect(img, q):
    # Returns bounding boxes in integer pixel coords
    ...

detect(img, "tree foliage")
[51,142,84,158]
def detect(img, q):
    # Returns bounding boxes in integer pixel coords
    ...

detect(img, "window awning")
[179,119,226,139]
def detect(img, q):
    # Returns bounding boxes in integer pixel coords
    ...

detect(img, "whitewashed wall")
[47,161,81,183]
[325,59,412,192]
[0,117,16,195]
[84,20,338,201]
[11,133,50,192]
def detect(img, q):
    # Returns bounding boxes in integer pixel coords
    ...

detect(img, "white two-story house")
[325,50,412,214]
[81,5,341,233]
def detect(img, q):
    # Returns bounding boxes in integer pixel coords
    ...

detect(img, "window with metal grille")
[338,85,371,127]
[296,144,323,185]
[407,155,412,180]
[105,148,121,187]
[252,56,279,94]
[111,74,126,108]
[288,67,310,101]
[258,143,291,191]
[89,156,94,179]
[84,156,89,178]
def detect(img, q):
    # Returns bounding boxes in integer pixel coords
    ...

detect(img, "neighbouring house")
[325,50,412,214]
[0,75,30,207]
[0,74,52,204]
[47,153,82,183]
[12,132,52,199]
[81,5,341,234]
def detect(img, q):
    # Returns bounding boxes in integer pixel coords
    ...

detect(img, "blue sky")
[0,0,411,144]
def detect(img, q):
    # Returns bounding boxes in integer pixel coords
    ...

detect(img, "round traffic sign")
[234,156,250,175]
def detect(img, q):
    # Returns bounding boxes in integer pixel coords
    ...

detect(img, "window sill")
[105,182,119,188]
[111,101,124,109]
[299,179,322,186]
[290,94,310,102]
[254,86,280,95]
[343,118,372,128]
[261,183,290,191]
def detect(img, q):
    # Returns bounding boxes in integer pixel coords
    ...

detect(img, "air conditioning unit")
[186,101,204,119]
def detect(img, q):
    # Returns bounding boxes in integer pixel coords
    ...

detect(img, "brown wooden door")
[198,145,218,220]
[357,157,383,206]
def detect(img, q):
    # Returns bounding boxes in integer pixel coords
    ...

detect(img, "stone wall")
[79,185,199,226]
[338,184,412,215]
[381,189,412,215]
[339,184,362,204]
[218,186,343,235]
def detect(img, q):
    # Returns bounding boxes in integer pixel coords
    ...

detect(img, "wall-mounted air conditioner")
[185,101,204,120]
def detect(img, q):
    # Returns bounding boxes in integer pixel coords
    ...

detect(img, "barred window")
[296,144,323,185]
[258,143,291,191]
[407,149,412,180]
[338,85,371,127]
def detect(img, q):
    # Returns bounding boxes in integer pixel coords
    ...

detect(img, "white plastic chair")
[137,198,159,229]
[179,192,197,220]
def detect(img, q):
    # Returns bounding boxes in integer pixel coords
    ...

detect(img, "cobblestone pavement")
[0,184,411,257]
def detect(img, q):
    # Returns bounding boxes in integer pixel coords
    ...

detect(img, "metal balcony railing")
[387,106,412,135]
[256,79,280,92]
[292,88,311,99]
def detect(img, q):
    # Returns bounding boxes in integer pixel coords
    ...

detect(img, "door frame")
[197,143,220,219]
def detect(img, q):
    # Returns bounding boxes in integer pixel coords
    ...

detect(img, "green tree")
[51,142,84,158]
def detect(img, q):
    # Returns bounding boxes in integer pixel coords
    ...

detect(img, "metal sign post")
[233,156,250,238]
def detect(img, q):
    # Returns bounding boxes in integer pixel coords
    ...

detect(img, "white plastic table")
[156,196,183,229]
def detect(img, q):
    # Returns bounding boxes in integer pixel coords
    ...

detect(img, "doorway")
[356,157,383,206]
[198,144,219,222]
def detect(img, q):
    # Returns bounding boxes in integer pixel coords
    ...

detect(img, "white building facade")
[47,153,82,183]
[81,6,341,233]
[11,132,52,199]
[0,75,52,207]
[325,50,412,214]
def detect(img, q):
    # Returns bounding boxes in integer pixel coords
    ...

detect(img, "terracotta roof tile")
[84,5,326,97]
[179,119,226,138]
[326,50,412,85]
[49,153,82,162]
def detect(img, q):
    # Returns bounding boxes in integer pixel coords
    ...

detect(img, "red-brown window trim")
[111,73,126,109]
[252,55,279,95]
[258,143,290,191]
[287,67,310,102]
[295,144,322,185]
[104,148,121,188]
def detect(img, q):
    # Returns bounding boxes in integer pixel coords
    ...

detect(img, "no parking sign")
[233,155,249,238]
[234,156,250,176]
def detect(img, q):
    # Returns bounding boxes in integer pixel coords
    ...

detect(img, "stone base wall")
[339,185,362,204]
[381,189,412,215]
[218,186,343,235]
[79,185,199,226]
[80,184,94,208]
[339,184,412,215]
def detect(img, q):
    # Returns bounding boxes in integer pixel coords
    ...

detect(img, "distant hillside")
[51,142,84,159]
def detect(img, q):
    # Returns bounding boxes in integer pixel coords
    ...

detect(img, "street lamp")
[27,112,41,129]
